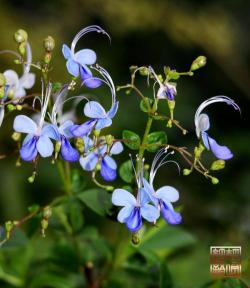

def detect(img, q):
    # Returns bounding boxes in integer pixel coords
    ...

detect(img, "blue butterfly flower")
[141,148,182,225]
[62,25,110,88]
[195,96,240,160]
[80,139,123,181]
[13,83,54,161]
[70,66,119,137]
[112,187,160,232]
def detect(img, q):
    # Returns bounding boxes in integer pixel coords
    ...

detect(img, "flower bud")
[5,221,13,239]
[76,138,84,154]
[16,105,23,111]
[190,56,207,71]
[183,168,191,176]
[43,206,52,219]
[0,73,6,86]
[0,87,5,99]
[210,160,225,171]
[41,219,48,237]
[28,172,37,183]
[44,52,52,64]
[211,177,219,185]
[106,185,114,192]
[12,132,21,141]
[105,135,114,146]
[7,104,15,111]
[131,232,140,245]
[18,42,26,56]
[139,67,149,76]
[43,36,55,52]
[14,29,28,43]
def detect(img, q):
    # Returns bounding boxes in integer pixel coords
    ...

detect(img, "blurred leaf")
[2,229,28,249]
[140,220,196,253]
[71,169,86,194]
[160,261,173,288]
[140,98,153,113]
[68,200,84,232]
[122,130,141,150]
[29,272,75,288]
[28,204,40,214]
[146,131,167,152]
[77,188,111,216]
[53,206,73,235]
[119,160,134,183]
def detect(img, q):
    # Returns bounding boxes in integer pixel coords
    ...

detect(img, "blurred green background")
[0,0,249,287]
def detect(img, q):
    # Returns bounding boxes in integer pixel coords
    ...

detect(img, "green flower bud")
[139,67,149,76]
[167,99,175,110]
[7,104,15,111]
[0,87,5,99]
[0,73,6,86]
[183,168,191,176]
[28,172,37,183]
[18,42,26,56]
[190,56,207,71]
[106,185,114,192]
[14,29,28,43]
[16,105,23,111]
[12,132,21,141]
[43,36,55,52]
[5,221,13,239]
[166,119,172,128]
[96,163,101,171]
[211,177,219,185]
[43,206,52,219]
[105,134,114,146]
[144,164,150,171]
[44,52,52,64]
[131,232,140,245]
[93,129,100,137]
[210,160,226,171]
[76,137,84,154]
[41,219,48,237]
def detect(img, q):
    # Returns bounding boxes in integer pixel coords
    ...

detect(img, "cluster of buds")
[41,206,52,237]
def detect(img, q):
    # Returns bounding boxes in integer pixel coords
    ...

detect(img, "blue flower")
[62,25,110,88]
[195,96,240,160]
[141,149,182,225]
[112,188,160,232]
[70,66,119,137]
[13,82,54,161]
[44,121,79,162]
[13,115,54,161]
[70,101,119,137]
[79,139,123,181]
[149,66,177,101]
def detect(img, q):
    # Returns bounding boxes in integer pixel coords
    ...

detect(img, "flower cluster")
[0,25,240,240]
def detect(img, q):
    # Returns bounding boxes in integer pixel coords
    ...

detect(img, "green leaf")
[140,98,153,113]
[68,200,84,232]
[77,188,112,216]
[71,169,86,194]
[140,220,196,253]
[160,262,173,288]
[146,131,167,152]
[122,130,141,150]
[119,160,134,183]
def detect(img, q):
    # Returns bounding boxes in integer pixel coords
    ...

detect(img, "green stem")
[137,100,158,172]
[57,161,72,195]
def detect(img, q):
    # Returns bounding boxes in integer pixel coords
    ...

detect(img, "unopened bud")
[139,67,149,76]
[14,29,28,43]
[105,135,114,146]
[96,163,101,171]
[106,185,114,192]
[210,160,225,171]
[12,132,21,141]
[166,119,172,128]
[5,221,13,239]
[43,206,52,219]
[41,219,48,237]
[16,105,23,111]
[131,232,140,245]
[0,73,6,86]
[7,104,15,111]
[144,164,150,171]
[211,177,219,185]
[44,52,52,64]
[183,168,191,176]
[18,42,26,56]
[28,172,37,183]
[93,129,100,137]
[43,36,55,52]
[190,56,207,71]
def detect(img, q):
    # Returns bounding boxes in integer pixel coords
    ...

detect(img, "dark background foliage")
[0,0,249,287]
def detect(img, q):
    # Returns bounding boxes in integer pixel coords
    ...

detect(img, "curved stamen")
[71,25,111,55]
[194,95,241,137]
